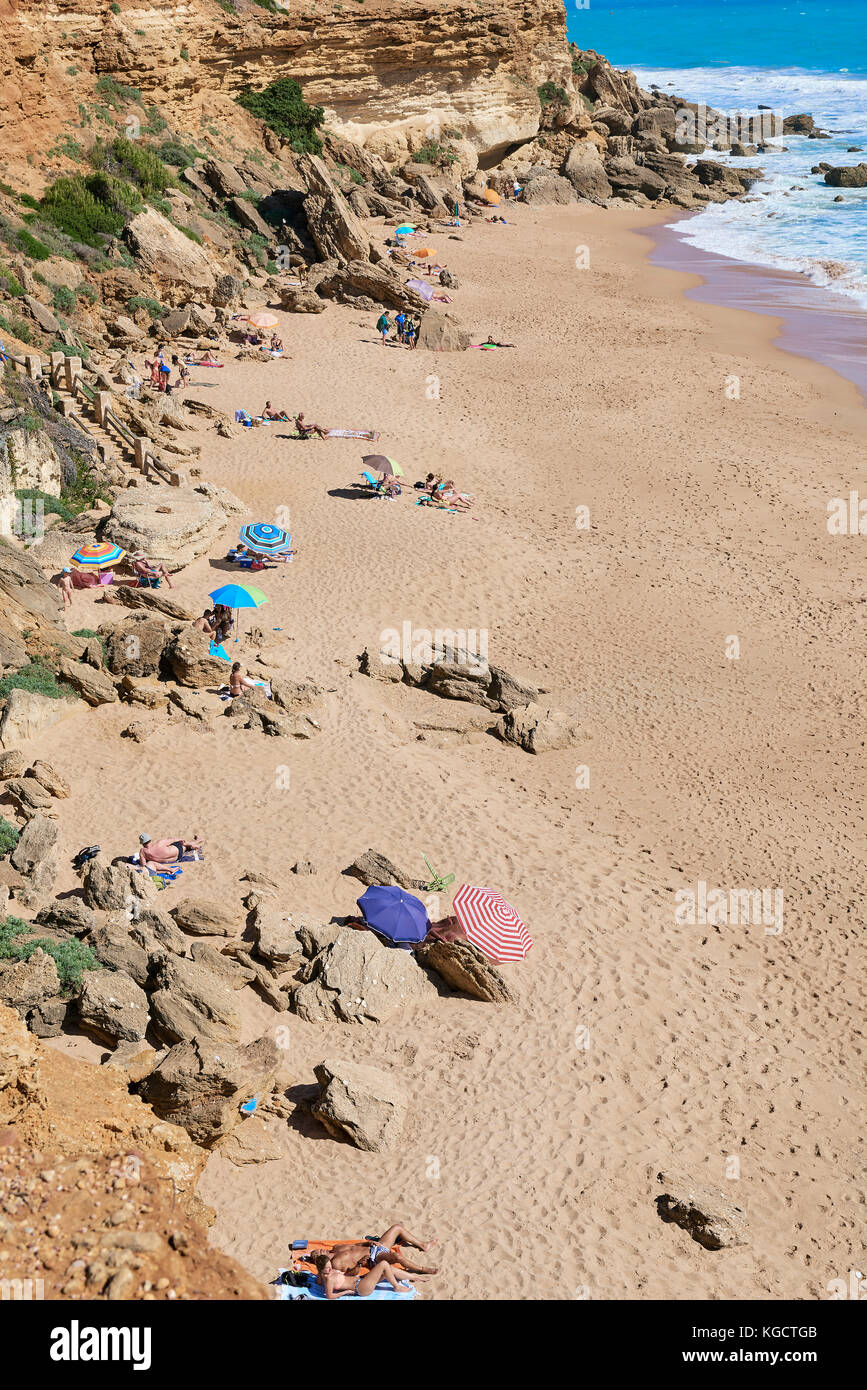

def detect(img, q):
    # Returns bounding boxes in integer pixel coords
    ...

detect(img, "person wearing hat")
[138,832,204,868]
[130,551,174,589]
[52,567,74,608]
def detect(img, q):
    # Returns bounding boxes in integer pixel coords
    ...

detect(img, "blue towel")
[209,641,230,661]
[275,1270,416,1302]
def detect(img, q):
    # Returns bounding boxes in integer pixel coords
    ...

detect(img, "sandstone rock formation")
[312,1058,408,1152]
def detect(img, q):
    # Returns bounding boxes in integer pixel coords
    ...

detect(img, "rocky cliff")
[0,0,574,171]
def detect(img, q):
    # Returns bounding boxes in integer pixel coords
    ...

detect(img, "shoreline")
[643,211,867,405]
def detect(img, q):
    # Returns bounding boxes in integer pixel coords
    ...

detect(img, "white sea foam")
[631,66,867,304]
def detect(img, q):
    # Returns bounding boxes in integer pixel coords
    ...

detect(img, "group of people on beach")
[143,350,191,394]
[376,311,420,347]
[52,551,173,606]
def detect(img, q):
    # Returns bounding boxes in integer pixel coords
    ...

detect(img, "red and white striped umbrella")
[452,885,533,963]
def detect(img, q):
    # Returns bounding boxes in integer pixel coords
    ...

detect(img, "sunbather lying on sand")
[438,479,474,509]
[138,833,204,866]
[314,1225,438,1282]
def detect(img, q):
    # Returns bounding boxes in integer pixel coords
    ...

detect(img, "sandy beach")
[33,199,866,1301]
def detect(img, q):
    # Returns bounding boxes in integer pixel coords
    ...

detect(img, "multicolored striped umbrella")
[239,522,292,555]
[452,885,533,963]
[71,541,126,568]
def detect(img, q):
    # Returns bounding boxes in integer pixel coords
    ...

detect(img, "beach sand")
[36,201,866,1300]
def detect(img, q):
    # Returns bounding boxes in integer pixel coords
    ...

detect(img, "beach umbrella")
[452,884,533,963]
[239,522,292,555]
[483,188,501,205]
[395,224,416,235]
[362,454,404,478]
[357,885,430,945]
[414,247,437,258]
[244,311,280,329]
[71,541,126,568]
[208,582,268,644]
[406,278,434,302]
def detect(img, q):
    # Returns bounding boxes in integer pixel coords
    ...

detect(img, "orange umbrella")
[483,188,501,205]
[414,247,437,258]
[245,311,280,329]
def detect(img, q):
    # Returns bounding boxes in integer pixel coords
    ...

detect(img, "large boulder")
[124,208,216,295]
[107,586,198,622]
[82,858,159,913]
[138,1034,280,1147]
[162,629,227,689]
[824,164,867,187]
[252,905,297,969]
[343,849,426,891]
[521,173,577,205]
[605,156,667,200]
[425,656,496,708]
[416,311,469,352]
[170,898,237,937]
[298,154,371,263]
[496,702,581,754]
[655,1169,748,1250]
[78,968,149,1045]
[312,1058,407,1152]
[0,689,74,750]
[563,143,613,203]
[278,285,327,314]
[103,616,171,679]
[415,938,517,1003]
[56,657,118,707]
[0,946,61,1018]
[202,159,249,198]
[146,950,242,1046]
[10,815,59,898]
[35,897,98,938]
[315,259,427,312]
[85,919,150,988]
[292,930,436,1024]
[103,487,231,569]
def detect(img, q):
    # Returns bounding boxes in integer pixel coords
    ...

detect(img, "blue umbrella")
[240,522,292,555]
[208,583,268,644]
[357,885,429,944]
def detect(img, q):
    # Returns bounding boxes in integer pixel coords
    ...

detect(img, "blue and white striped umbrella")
[239,522,292,555]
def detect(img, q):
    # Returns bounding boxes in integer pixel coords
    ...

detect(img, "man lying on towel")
[311,1224,438,1279]
[138,833,204,866]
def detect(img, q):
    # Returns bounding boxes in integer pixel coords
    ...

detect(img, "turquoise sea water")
[567,1,867,302]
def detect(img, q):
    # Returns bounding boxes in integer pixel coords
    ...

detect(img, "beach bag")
[72,845,100,871]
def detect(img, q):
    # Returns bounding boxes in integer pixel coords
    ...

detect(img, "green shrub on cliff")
[41,172,142,246]
[0,917,100,993]
[0,663,74,702]
[90,137,175,198]
[237,78,325,156]
[414,140,458,168]
[0,819,19,856]
[538,82,569,110]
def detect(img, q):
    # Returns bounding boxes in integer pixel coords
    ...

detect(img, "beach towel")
[209,641,230,661]
[185,359,224,368]
[325,429,381,441]
[275,1270,416,1302]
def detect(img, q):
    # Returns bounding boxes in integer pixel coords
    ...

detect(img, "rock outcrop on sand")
[312,1058,408,1152]
[104,486,244,570]
[655,1169,748,1250]
[293,930,437,1025]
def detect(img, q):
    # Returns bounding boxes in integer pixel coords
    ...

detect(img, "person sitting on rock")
[227,661,271,699]
[138,833,204,866]
[294,412,328,440]
[192,609,217,636]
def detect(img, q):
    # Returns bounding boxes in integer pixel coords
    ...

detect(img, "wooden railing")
[1,344,185,487]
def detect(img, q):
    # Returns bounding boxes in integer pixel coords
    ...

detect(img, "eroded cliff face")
[0,0,574,171]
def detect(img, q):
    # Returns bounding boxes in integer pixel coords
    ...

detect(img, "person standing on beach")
[376,311,391,344]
